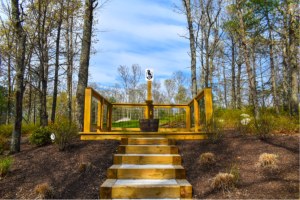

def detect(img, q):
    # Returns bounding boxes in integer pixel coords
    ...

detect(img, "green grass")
[0,156,13,177]
[112,120,140,128]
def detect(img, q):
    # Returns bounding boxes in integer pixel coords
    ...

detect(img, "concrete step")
[121,138,175,145]
[107,164,186,179]
[117,145,178,154]
[100,179,192,199]
[114,154,181,165]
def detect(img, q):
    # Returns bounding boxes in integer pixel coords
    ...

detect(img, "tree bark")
[237,3,259,118]
[182,0,197,97]
[10,0,26,153]
[51,2,63,123]
[230,36,236,109]
[76,0,97,130]
[266,12,279,114]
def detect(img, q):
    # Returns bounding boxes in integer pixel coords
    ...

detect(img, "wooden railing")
[82,87,213,133]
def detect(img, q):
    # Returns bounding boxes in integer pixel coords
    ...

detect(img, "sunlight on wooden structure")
[80,82,213,140]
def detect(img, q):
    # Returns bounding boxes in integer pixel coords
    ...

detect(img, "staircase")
[100,137,192,199]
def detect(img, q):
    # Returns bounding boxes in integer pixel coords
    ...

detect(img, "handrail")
[82,87,213,133]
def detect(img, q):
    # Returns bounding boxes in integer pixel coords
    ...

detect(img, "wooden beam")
[97,100,102,133]
[204,88,213,125]
[185,106,191,130]
[193,99,199,132]
[83,88,92,133]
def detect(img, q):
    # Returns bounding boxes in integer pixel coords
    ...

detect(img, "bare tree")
[76,0,98,130]
[10,0,26,153]
[182,0,197,97]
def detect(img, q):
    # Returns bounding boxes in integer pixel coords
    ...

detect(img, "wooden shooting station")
[85,69,214,199]
[80,73,213,140]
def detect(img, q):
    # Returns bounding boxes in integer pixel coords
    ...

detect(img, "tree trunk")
[231,36,236,109]
[38,0,49,127]
[236,55,242,109]
[266,13,279,114]
[182,0,197,97]
[287,1,299,115]
[10,0,26,153]
[237,5,259,118]
[6,51,12,124]
[76,0,97,130]
[51,3,63,123]
[67,11,74,122]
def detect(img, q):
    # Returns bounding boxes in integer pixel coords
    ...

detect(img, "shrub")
[211,164,240,191]
[22,124,39,136]
[211,173,236,191]
[35,182,54,199]
[50,118,78,151]
[199,152,216,168]
[253,115,275,139]
[0,157,13,177]
[0,136,9,154]
[0,124,13,138]
[257,153,279,174]
[205,119,224,143]
[29,127,52,147]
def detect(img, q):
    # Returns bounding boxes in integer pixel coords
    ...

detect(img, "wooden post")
[108,104,113,131]
[100,98,104,130]
[146,81,153,119]
[204,88,213,125]
[97,100,102,132]
[147,81,152,101]
[83,88,92,133]
[194,99,199,132]
[186,106,191,131]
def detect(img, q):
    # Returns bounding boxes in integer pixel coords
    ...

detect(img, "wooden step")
[100,179,192,199]
[114,154,181,165]
[107,164,186,179]
[117,145,178,154]
[121,138,175,145]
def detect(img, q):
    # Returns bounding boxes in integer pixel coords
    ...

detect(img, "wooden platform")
[80,131,207,140]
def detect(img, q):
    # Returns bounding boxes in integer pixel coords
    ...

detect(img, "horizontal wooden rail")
[82,87,213,134]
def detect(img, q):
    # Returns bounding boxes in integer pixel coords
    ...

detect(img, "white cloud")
[90,0,191,86]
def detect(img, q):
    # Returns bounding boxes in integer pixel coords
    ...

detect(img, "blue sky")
[89,0,190,87]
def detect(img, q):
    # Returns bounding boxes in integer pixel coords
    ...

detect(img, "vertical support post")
[83,88,92,133]
[194,99,199,132]
[108,104,112,131]
[147,81,152,101]
[97,100,102,133]
[100,98,104,130]
[146,81,153,119]
[204,88,213,125]
[186,106,191,131]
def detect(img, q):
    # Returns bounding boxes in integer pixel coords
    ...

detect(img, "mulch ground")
[0,132,299,199]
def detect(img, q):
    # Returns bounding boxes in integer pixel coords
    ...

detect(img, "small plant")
[0,124,13,138]
[22,124,39,136]
[253,115,275,139]
[50,117,78,151]
[227,164,240,184]
[0,136,9,154]
[205,119,224,143]
[199,152,216,168]
[29,127,52,147]
[211,172,236,191]
[211,165,239,191]
[35,182,54,199]
[78,162,92,173]
[237,113,253,135]
[0,157,13,177]
[257,153,279,174]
